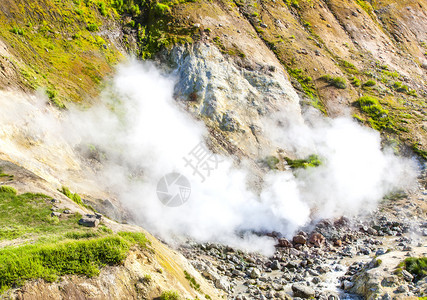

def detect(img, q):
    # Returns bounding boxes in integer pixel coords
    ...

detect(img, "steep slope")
[0,160,223,299]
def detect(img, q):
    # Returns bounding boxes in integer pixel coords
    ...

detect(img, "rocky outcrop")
[168,42,303,158]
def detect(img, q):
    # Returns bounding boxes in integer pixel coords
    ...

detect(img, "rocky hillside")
[0,0,426,299]
[1,0,426,158]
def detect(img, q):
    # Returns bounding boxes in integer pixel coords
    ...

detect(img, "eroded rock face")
[168,42,303,158]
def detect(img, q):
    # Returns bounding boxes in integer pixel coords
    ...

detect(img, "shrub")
[320,75,347,89]
[400,257,427,281]
[10,26,24,35]
[87,23,99,32]
[160,291,180,300]
[98,2,107,16]
[0,186,17,195]
[356,96,394,131]
[350,76,361,87]
[154,3,171,16]
[184,270,200,291]
[285,154,321,169]
[363,80,376,87]
[60,186,83,206]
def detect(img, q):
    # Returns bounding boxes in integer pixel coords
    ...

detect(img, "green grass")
[60,186,96,212]
[263,156,280,170]
[363,80,376,87]
[0,187,84,240]
[400,257,427,281]
[0,0,124,103]
[284,154,321,169]
[320,75,347,89]
[0,185,150,292]
[184,270,200,291]
[350,76,361,87]
[0,233,148,292]
[356,95,395,132]
[160,291,180,300]
[288,68,326,114]
[60,186,83,206]
[412,143,427,160]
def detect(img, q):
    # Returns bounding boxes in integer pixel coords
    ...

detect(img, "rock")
[381,276,399,287]
[95,212,103,219]
[312,277,320,284]
[293,235,307,245]
[277,238,292,247]
[203,268,220,281]
[291,284,315,298]
[381,293,392,300]
[51,211,61,217]
[63,209,71,214]
[215,277,230,291]
[334,239,342,247]
[260,23,268,28]
[309,232,325,247]
[250,268,261,279]
[401,270,414,282]
[342,280,354,290]
[395,285,408,293]
[51,198,59,203]
[78,217,99,227]
[271,260,281,270]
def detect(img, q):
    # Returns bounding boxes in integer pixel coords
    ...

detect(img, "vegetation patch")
[399,257,427,281]
[356,96,395,132]
[287,68,326,114]
[60,186,84,206]
[350,76,361,87]
[363,80,376,88]
[320,75,347,89]
[184,270,200,291]
[0,233,148,292]
[263,156,280,170]
[284,154,321,169]
[0,185,150,292]
[160,290,180,300]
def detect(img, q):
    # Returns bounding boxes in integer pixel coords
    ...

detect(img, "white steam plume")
[0,61,418,255]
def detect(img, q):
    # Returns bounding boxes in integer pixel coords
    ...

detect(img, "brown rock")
[293,235,307,245]
[309,232,325,247]
[277,238,292,248]
[334,239,342,247]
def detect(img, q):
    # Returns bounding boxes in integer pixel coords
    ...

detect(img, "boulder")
[51,211,61,218]
[250,268,261,279]
[293,235,307,245]
[277,238,292,247]
[270,260,281,270]
[291,284,315,298]
[78,217,99,227]
[215,277,230,291]
[309,232,325,247]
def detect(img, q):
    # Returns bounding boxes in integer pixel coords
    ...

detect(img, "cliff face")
[1,0,426,159]
[152,0,427,159]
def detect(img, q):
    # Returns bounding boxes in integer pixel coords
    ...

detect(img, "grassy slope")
[0,183,149,293]
[0,0,124,106]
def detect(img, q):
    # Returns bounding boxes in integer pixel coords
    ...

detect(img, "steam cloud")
[0,61,418,255]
